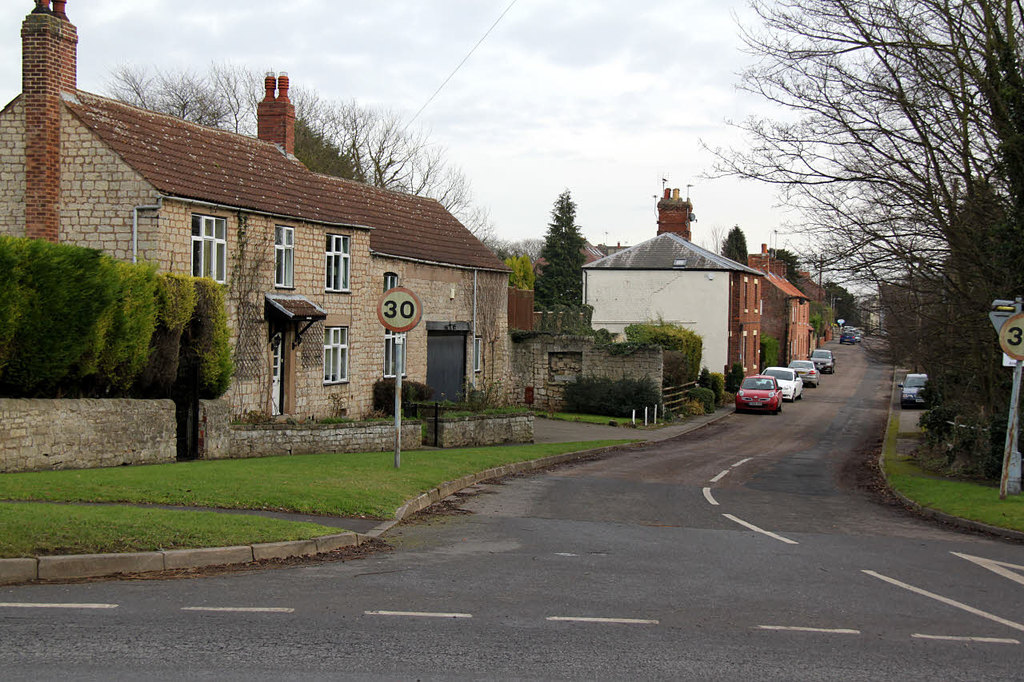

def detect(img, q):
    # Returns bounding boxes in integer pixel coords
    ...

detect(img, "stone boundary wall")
[200,401,423,459]
[509,336,663,411]
[0,398,176,473]
[424,413,533,448]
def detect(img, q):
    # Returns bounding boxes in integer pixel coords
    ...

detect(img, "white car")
[762,366,804,402]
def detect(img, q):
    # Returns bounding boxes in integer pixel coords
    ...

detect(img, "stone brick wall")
[223,420,423,459]
[509,335,663,411]
[423,413,533,448]
[0,399,176,473]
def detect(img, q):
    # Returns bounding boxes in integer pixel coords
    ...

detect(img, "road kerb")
[315,532,359,553]
[163,545,254,570]
[0,558,38,584]
[251,539,319,561]
[38,551,165,580]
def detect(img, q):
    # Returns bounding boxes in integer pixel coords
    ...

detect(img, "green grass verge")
[0,502,340,558]
[0,441,631,519]
[882,413,1024,532]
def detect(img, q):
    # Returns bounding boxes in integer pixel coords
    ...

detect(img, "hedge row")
[0,237,232,399]
[563,375,662,418]
[624,321,703,383]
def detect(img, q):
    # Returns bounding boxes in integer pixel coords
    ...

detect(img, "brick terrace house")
[583,189,763,375]
[0,1,509,421]
[747,244,813,364]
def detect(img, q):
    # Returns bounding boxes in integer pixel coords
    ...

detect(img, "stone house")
[747,245,813,364]
[0,1,509,423]
[583,189,763,375]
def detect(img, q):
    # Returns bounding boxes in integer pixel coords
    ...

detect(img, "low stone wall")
[202,399,423,459]
[424,413,533,448]
[0,398,176,473]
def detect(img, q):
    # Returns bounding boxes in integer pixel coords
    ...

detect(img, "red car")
[735,375,783,414]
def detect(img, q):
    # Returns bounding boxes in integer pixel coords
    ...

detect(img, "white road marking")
[0,602,118,610]
[722,514,799,544]
[863,570,1024,633]
[546,616,659,625]
[912,633,1019,644]
[952,552,1024,587]
[364,610,472,619]
[710,470,730,483]
[703,487,719,506]
[554,552,578,557]
[181,607,294,613]
[756,625,860,634]
[732,457,753,468]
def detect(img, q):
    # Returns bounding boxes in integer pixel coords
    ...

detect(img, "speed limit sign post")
[377,288,423,469]
[994,299,1024,498]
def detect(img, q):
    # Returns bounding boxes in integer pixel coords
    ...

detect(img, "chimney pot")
[663,188,671,200]
[263,72,276,101]
[762,243,768,254]
[672,188,680,200]
[277,72,290,102]
[51,0,67,19]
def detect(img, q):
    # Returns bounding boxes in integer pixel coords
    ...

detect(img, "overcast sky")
[0,0,802,256]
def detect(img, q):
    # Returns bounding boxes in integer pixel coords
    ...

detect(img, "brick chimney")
[257,72,295,155]
[656,188,693,241]
[747,243,787,277]
[22,0,78,242]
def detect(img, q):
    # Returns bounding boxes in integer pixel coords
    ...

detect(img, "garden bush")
[686,386,716,414]
[699,369,726,405]
[563,375,661,418]
[760,335,779,369]
[373,378,434,414]
[725,362,745,393]
[625,321,702,382]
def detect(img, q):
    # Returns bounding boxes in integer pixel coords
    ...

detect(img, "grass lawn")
[0,440,630,519]
[883,413,1024,532]
[0,440,632,558]
[0,503,340,558]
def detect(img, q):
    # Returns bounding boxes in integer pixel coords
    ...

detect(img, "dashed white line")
[952,552,1024,587]
[863,570,1024,633]
[547,616,659,625]
[181,607,294,613]
[364,610,472,619]
[912,633,1019,644]
[757,625,860,635]
[732,457,753,468]
[722,513,799,544]
[702,487,719,506]
[0,602,118,610]
[710,469,730,483]
[554,552,578,557]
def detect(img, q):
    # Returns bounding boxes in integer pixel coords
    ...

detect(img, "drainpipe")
[131,197,163,263]
[472,269,478,389]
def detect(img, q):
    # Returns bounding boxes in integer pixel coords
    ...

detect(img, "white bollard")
[644,406,649,426]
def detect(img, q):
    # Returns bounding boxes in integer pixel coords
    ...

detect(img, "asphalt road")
[2,344,1023,680]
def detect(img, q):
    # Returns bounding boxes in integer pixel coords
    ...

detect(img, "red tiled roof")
[761,269,809,299]
[62,92,507,272]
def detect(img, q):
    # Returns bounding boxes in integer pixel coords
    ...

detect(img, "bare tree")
[714,0,1024,473]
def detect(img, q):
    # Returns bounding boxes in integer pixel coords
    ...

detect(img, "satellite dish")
[689,213,697,222]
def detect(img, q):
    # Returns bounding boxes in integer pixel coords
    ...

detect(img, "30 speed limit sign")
[999,312,1024,361]
[377,287,422,333]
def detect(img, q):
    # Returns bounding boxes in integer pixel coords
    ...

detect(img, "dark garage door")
[426,331,466,402]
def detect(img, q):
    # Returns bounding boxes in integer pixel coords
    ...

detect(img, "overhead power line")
[405,0,519,129]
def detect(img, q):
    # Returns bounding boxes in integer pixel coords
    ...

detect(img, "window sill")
[325,289,352,295]
[323,380,349,386]
[275,285,296,290]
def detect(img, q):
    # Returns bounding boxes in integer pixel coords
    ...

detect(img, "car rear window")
[764,369,794,380]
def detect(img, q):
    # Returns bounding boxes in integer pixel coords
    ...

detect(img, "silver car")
[810,349,835,374]
[788,359,820,387]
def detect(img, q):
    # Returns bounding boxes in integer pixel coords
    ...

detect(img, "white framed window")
[384,330,406,378]
[384,271,399,292]
[473,336,482,373]
[191,214,226,283]
[325,234,350,292]
[323,326,348,384]
[275,226,294,288]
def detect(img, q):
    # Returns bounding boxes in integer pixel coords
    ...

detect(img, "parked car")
[762,366,804,401]
[900,373,929,408]
[810,349,836,374]
[788,360,820,387]
[735,375,783,414]
[839,330,857,344]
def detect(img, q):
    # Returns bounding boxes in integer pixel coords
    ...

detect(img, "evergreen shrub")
[725,363,746,393]
[373,378,434,415]
[563,375,661,418]
[686,386,716,414]
[625,321,702,382]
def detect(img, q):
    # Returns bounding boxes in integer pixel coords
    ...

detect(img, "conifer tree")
[721,225,748,263]
[535,190,585,309]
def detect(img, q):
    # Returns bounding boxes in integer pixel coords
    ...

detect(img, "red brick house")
[0,1,509,424]
[747,245,813,364]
